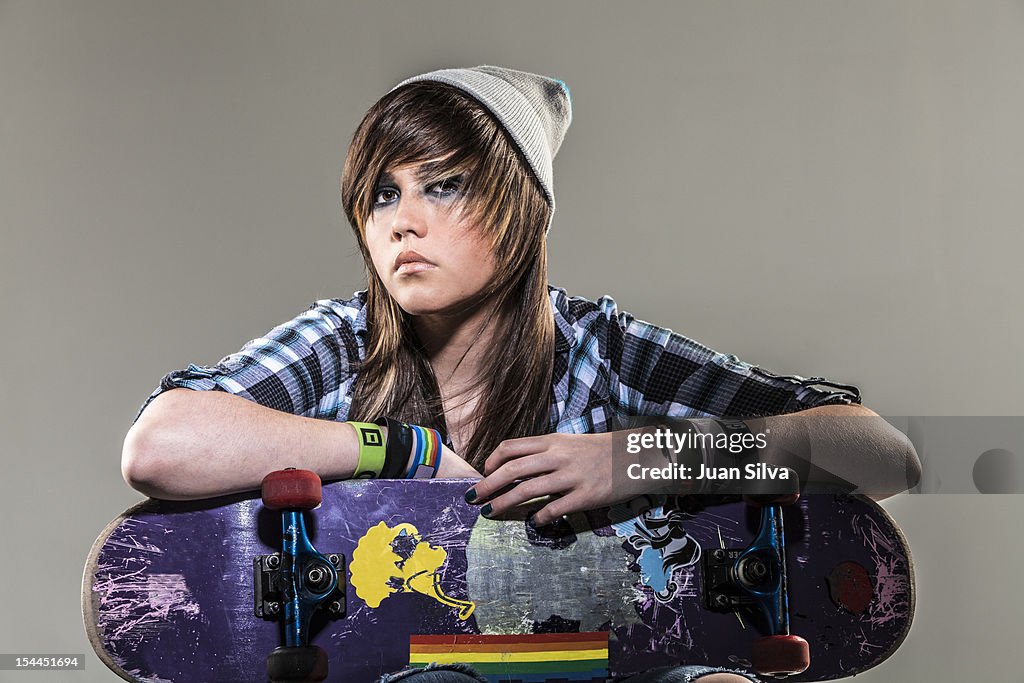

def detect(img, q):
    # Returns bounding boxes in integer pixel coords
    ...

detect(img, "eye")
[372,187,398,208]
[429,175,464,198]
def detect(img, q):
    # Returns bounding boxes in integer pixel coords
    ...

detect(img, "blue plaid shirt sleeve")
[135,297,366,423]
[597,295,861,418]
[550,288,860,431]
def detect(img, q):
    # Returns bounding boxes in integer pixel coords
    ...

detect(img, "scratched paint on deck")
[87,482,913,682]
[93,520,201,649]
[466,512,641,634]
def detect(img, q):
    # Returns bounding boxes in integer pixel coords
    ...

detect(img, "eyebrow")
[376,160,465,188]
[415,159,457,182]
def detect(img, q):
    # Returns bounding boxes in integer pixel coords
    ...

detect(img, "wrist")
[691,418,762,468]
[624,424,703,495]
[365,419,445,479]
[347,421,387,478]
[402,424,444,478]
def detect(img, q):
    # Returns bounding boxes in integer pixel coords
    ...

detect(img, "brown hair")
[340,81,554,469]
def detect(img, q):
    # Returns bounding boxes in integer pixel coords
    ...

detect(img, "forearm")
[747,405,921,499]
[627,405,920,500]
[122,388,363,500]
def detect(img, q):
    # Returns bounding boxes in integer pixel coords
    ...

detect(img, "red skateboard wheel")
[261,469,322,510]
[752,634,810,676]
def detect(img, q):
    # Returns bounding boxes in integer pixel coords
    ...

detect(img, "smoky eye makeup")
[370,167,469,210]
[371,172,399,208]
[372,186,398,208]
[429,174,465,198]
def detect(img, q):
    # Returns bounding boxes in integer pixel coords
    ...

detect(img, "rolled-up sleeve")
[135,298,364,423]
[591,296,861,419]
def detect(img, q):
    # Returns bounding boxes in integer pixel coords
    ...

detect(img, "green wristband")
[348,421,387,479]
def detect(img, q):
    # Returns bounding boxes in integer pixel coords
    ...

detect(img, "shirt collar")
[550,285,573,354]
[352,291,369,342]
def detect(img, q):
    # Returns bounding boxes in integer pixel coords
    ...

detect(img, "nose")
[390,193,428,240]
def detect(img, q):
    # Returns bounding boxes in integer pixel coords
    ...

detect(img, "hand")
[465,432,632,526]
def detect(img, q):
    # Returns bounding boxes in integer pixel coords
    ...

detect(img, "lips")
[394,250,437,274]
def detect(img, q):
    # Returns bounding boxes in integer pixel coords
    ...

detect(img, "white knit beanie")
[393,65,572,214]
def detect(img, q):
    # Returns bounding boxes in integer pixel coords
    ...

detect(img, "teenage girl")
[123,66,918,683]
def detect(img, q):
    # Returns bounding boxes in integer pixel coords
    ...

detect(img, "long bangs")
[342,85,481,233]
[342,79,556,467]
[342,82,550,257]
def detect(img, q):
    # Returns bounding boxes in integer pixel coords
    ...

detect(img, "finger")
[482,435,553,476]
[481,473,573,519]
[529,490,588,527]
[468,452,556,504]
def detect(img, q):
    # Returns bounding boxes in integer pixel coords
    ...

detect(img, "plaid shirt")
[140,286,860,439]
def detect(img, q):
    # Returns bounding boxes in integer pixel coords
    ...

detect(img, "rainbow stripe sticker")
[409,633,609,682]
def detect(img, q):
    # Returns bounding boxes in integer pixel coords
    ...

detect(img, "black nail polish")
[464,488,477,503]
[481,503,492,518]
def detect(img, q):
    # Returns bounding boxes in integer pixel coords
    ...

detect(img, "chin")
[391,287,478,319]
[397,301,448,317]
[391,291,456,317]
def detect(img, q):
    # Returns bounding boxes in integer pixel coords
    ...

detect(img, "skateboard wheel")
[752,634,810,677]
[261,469,322,510]
[266,645,328,682]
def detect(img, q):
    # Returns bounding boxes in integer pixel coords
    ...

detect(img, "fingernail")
[481,503,493,518]
[464,488,477,503]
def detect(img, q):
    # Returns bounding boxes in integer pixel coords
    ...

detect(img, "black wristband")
[656,422,705,471]
[374,417,414,479]
[713,418,761,465]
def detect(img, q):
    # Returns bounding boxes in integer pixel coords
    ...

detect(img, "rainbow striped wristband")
[405,425,444,479]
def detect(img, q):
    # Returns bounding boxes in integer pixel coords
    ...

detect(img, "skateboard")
[83,474,914,682]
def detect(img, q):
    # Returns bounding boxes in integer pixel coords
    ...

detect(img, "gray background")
[2,1,1022,681]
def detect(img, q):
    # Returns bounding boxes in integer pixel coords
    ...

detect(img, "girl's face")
[364,162,498,318]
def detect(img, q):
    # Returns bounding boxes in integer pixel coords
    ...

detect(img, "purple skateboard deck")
[83,479,913,682]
